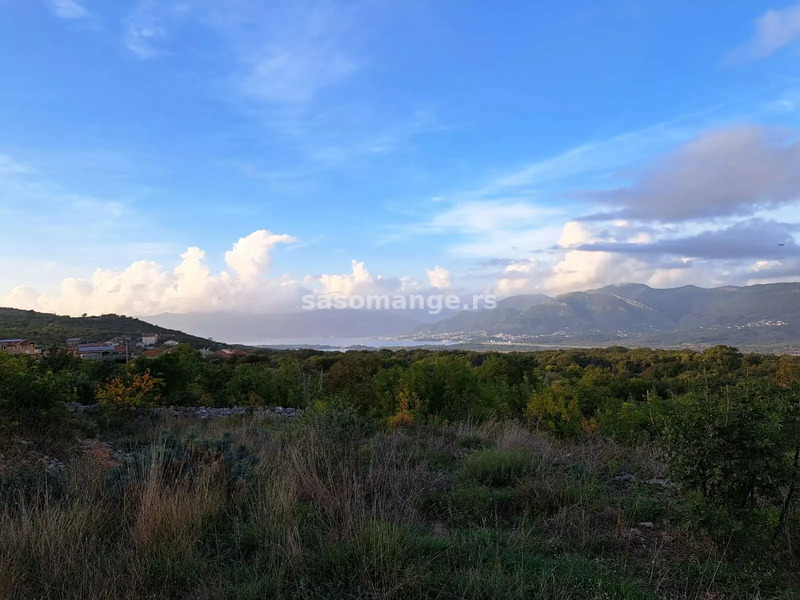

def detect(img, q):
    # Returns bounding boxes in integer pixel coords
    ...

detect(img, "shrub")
[526,384,586,438]
[96,369,161,409]
[662,381,800,531]
[0,353,71,434]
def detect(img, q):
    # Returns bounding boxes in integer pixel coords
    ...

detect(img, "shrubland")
[0,344,798,598]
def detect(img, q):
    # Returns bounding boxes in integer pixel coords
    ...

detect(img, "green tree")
[663,381,800,519]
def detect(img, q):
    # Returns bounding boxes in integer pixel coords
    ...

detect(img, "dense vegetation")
[0,307,222,348]
[1,345,799,598]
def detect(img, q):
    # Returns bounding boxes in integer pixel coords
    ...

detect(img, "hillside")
[0,307,223,349]
[415,281,800,350]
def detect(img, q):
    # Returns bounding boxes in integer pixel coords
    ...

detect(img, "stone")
[612,473,636,484]
[645,477,675,489]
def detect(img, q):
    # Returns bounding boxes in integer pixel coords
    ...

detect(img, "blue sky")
[1,0,800,315]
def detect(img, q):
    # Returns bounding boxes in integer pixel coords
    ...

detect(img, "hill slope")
[0,308,223,349]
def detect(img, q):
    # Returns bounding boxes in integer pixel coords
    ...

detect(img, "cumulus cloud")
[1,230,300,316]
[495,222,656,295]
[589,126,800,221]
[309,260,424,299]
[315,260,377,297]
[731,3,800,61]
[492,220,796,297]
[224,230,297,281]
[426,266,451,289]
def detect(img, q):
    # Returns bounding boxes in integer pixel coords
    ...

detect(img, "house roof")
[77,345,116,353]
[0,339,27,344]
[142,349,166,357]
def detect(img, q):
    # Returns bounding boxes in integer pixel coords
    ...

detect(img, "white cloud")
[315,260,375,297]
[224,230,298,281]
[426,266,451,289]
[310,260,423,298]
[1,230,300,316]
[422,201,562,234]
[47,0,90,20]
[124,0,168,58]
[0,231,441,317]
[492,218,800,296]
[494,222,724,296]
[0,155,30,175]
[241,45,357,105]
[732,3,800,61]
[407,200,565,258]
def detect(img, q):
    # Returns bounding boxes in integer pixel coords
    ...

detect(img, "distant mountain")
[414,282,800,349]
[146,308,456,345]
[421,294,552,335]
[0,308,222,348]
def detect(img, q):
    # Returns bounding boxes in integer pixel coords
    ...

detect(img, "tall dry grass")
[0,413,790,599]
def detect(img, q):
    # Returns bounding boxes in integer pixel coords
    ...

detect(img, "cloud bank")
[1,231,452,317]
[588,126,800,221]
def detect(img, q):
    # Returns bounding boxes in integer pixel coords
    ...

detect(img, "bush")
[527,384,586,438]
[0,353,71,435]
[662,381,800,530]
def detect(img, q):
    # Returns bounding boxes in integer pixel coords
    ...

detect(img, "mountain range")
[415,282,800,350]
[3,282,798,352]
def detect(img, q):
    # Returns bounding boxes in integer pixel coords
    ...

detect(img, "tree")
[663,381,800,519]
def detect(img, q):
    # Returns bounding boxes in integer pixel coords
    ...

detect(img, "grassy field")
[1,408,797,600]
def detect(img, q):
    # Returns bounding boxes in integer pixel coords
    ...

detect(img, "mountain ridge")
[414,281,800,349]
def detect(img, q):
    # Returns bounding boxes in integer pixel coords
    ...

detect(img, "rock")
[68,402,303,421]
[42,456,66,476]
[628,528,645,539]
[612,473,637,484]
[645,477,675,489]
[637,522,654,529]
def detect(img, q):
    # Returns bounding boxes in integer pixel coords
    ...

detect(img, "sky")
[1,0,800,316]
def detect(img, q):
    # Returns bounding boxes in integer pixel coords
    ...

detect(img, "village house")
[76,343,128,362]
[141,333,158,347]
[0,339,38,355]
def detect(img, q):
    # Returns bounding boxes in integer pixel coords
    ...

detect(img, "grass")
[0,411,797,599]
